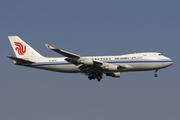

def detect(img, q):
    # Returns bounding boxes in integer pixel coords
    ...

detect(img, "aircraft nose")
[169,62,174,66]
[165,59,174,66]
[169,61,174,66]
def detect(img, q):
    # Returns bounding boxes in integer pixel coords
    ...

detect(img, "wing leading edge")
[45,44,80,58]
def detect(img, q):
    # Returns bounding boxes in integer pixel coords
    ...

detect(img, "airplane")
[7,36,174,82]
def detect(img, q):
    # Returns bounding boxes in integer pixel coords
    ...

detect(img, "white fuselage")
[8,36,174,81]
[25,52,173,73]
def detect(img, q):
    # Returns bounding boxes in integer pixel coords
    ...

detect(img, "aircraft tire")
[154,74,158,77]
[88,76,92,80]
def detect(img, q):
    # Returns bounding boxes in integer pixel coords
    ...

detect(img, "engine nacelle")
[106,72,121,78]
[80,59,94,65]
[104,65,118,71]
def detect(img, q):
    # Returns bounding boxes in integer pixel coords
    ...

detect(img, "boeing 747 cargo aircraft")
[8,36,174,82]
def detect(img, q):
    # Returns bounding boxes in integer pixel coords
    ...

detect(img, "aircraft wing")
[45,44,80,58]
[45,44,133,73]
[78,65,98,73]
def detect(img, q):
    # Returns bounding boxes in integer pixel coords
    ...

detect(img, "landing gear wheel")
[88,76,92,80]
[92,75,95,79]
[154,74,158,77]
[88,72,103,82]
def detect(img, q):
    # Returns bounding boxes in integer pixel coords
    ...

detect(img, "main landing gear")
[154,70,158,77]
[88,73,103,82]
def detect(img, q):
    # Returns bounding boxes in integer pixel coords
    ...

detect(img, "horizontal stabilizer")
[7,56,35,65]
[45,44,80,58]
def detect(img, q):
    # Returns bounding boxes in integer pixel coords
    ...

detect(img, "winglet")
[45,44,55,49]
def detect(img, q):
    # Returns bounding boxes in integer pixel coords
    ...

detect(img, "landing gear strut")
[154,70,158,77]
[88,73,103,82]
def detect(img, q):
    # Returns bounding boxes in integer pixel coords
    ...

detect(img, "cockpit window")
[159,54,163,56]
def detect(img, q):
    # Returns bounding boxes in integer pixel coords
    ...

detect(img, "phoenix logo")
[14,42,26,55]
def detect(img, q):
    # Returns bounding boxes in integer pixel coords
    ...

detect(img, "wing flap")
[93,60,103,66]
[78,65,97,73]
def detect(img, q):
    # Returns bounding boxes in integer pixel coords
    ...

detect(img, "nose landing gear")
[154,70,158,77]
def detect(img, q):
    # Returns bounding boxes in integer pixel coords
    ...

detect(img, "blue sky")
[0,1,180,120]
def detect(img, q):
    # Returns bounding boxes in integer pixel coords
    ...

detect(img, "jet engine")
[106,72,121,78]
[104,65,118,71]
[79,59,93,65]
